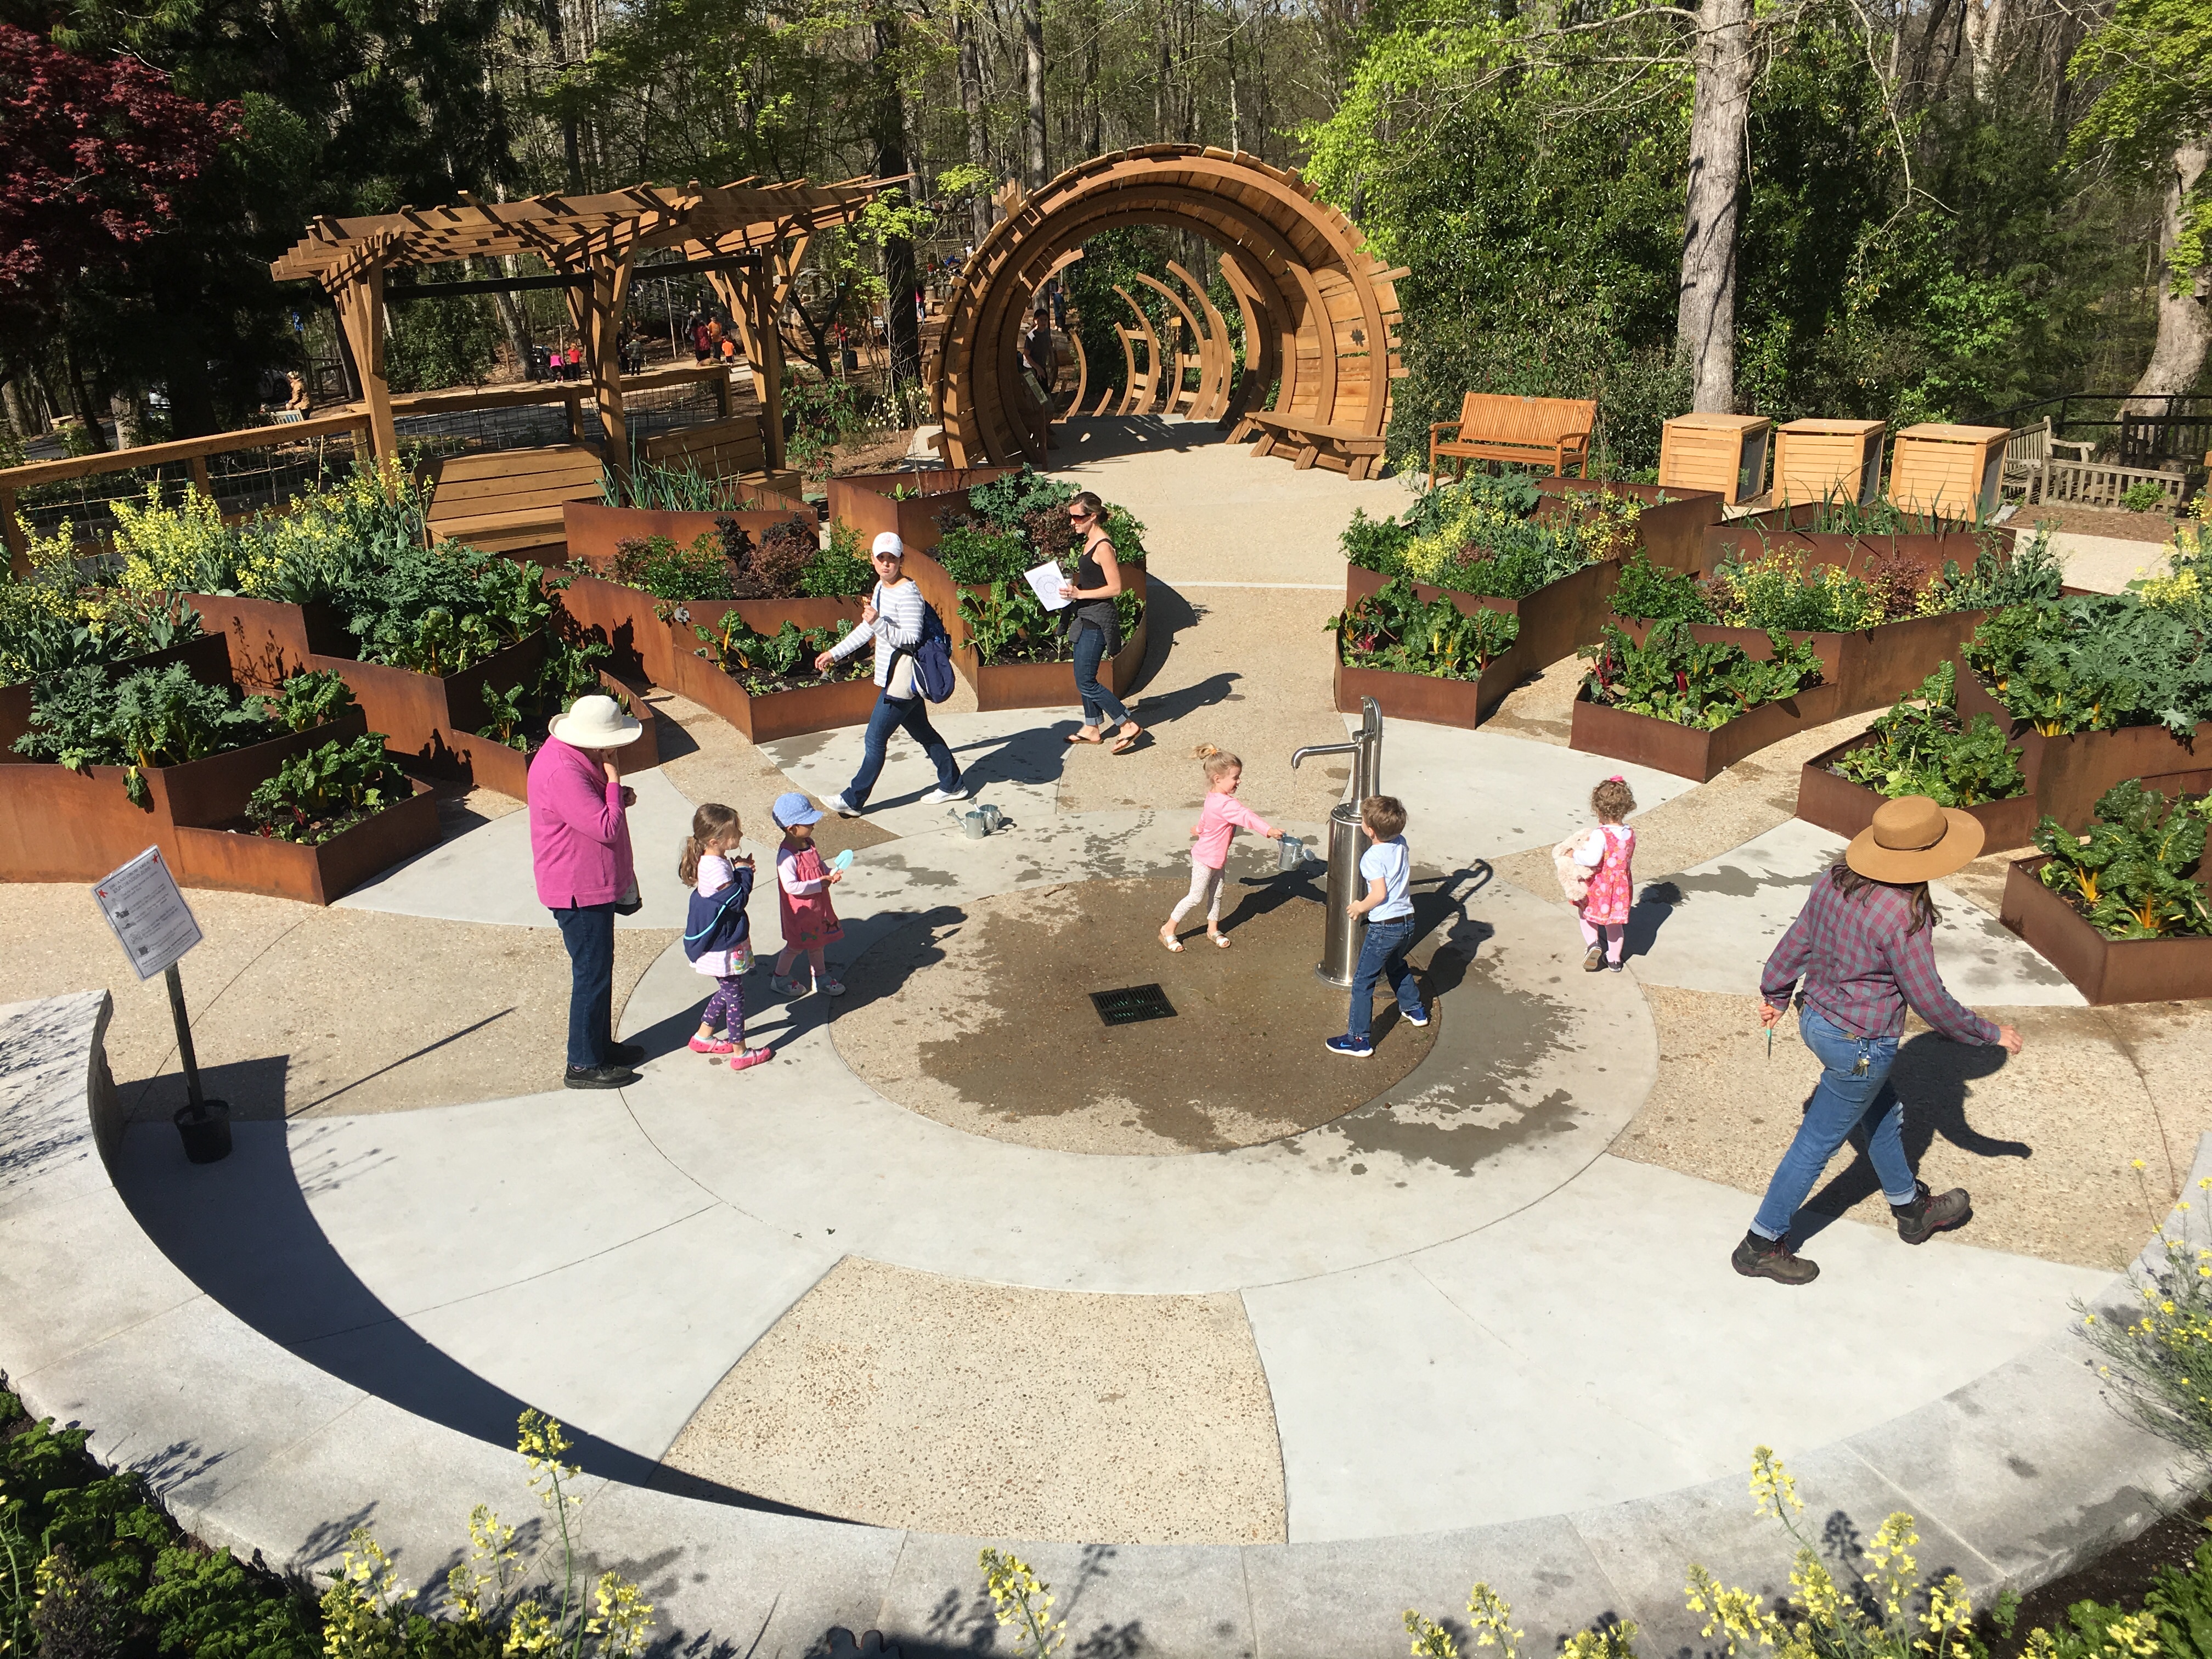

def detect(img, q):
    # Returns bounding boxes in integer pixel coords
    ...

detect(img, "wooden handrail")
[0,413,374,490]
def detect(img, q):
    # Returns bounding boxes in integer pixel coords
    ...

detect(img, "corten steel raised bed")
[1569,682,1850,782]
[0,633,238,760]
[1333,657,1520,732]
[2001,854,2212,1006]
[1614,609,1992,718]
[662,648,883,745]
[0,707,369,886]
[457,670,664,800]
[1793,733,2042,852]
[172,778,441,905]
[1533,476,1722,573]
[1954,658,2212,833]
[178,595,352,692]
[827,467,1018,558]
[558,502,812,569]
[905,558,1149,712]
[304,634,546,793]
[563,572,865,686]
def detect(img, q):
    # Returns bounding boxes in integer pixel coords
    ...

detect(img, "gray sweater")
[827,578,927,689]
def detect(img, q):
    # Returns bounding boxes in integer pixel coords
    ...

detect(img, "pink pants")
[1579,916,1624,963]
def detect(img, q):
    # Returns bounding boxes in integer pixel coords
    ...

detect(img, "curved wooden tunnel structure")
[928,145,1406,478]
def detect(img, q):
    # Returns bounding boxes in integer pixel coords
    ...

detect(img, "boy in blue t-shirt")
[1328,794,1429,1057]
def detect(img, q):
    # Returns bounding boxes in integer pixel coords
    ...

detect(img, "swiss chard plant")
[245,732,413,843]
[1962,598,2212,736]
[335,539,554,675]
[1341,470,1643,600]
[1578,622,1825,730]
[695,614,872,696]
[2032,779,2212,940]
[1831,668,2025,807]
[1332,574,1521,680]
[263,668,357,733]
[14,662,286,803]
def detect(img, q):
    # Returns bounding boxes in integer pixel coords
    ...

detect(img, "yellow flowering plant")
[1403,1582,1635,1659]
[2079,1175,2212,1462]
[979,1548,1067,1658]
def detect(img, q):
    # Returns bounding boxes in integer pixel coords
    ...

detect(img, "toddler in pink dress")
[1555,775,1636,973]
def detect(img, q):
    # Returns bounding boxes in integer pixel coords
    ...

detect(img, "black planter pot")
[174,1100,232,1164]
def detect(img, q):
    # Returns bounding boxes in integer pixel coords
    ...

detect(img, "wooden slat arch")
[931,146,1402,471]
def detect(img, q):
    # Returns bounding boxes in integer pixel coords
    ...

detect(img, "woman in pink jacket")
[529,695,645,1088]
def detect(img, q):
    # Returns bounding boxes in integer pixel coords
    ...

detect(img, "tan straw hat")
[1844,795,1984,884]
[550,693,642,750]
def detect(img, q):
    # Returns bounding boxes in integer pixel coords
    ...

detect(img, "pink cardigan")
[1191,791,1273,870]
[529,737,635,909]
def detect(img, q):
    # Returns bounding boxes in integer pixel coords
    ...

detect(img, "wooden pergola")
[269,177,895,477]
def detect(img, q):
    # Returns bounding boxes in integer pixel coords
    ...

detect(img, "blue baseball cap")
[772,792,825,827]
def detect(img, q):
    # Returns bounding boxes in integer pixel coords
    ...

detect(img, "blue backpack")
[683,867,753,963]
[911,601,957,704]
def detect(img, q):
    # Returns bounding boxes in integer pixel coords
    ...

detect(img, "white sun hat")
[871,531,905,558]
[550,693,643,750]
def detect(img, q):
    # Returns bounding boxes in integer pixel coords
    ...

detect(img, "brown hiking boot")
[1893,1181,1970,1245]
[1732,1231,1820,1285]
[1582,944,1606,972]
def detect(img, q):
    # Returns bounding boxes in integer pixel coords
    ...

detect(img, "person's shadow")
[1788,1034,2031,1242]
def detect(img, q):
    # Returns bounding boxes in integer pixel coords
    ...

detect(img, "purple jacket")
[529,737,635,909]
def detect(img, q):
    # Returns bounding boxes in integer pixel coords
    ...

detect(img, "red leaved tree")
[0,25,240,343]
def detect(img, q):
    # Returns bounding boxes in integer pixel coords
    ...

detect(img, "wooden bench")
[638,414,803,500]
[426,444,605,555]
[1238,411,1389,480]
[1430,393,1594,480]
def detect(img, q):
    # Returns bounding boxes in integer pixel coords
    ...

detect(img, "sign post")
[92,847,230,1163]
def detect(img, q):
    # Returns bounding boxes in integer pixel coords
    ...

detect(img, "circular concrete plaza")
[5,420,2209,1647]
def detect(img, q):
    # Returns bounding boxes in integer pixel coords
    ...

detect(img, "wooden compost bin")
[1568,682,1849,782]
[827,467,1018,557]
[1954,659,2212,832]
[905,552,1150,713]
[172,778,441,905]
[1773,419,1887,506]
[1658,414,1771,506]
[1889,424,2007,519]
[1793,735,2042,852]
[456,670,664,800]
[2001,855,2212,1006]
[306,634,548,794]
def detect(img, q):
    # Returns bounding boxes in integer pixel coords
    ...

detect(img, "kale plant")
[1926,525,2065,612]
[1963,599,2212,736]
[14,662,285,802]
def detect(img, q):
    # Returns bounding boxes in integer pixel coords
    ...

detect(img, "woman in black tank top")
[1059,490,1143,753]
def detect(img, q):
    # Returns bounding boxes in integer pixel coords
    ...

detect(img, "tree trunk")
[0,374,40,443]
[1023,0,1047,187]
[958,4,988,244]
[62,344,110,450]
[1962,0,2005,99]
[874,14,923,392]
[2126,138,2212,411]
[1676,0,1756,413]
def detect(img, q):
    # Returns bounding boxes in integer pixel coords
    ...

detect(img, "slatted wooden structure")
[1659,413,1771,504]
[1430,394,1595,480]
[1773,418,1887,506]
[423,444,605,554]
[1888,424,2008,517]
[269,178,885,481]
[929,146,1404,478]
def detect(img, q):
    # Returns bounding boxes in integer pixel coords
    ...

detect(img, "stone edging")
[0,989,2196,1659]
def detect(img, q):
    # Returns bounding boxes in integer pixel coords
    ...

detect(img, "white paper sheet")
[1024,561,1071,611]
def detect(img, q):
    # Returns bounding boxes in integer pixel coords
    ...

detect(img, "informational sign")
[92,847,204,981]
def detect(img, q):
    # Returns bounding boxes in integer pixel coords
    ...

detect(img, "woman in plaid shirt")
[1738,795,2023,1286]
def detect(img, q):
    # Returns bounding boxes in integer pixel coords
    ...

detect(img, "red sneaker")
[728,1047,774,1071]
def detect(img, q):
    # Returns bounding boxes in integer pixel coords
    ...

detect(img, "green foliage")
[695,614,869,696]
[601,458,767,513]
[338,541,552,675]
[1705,549,1891,632]
[14,663,287,803]
[1333,574,1521,680]
[1579,623,1826,730]
[957,582,1065,666]
[476,682,528,749]
[264,668,356,733]
[246,733,411,842]
[964,465,1078,532]
[382,275,500,393]
[1611,551,1714,624]
[2123,481,2171,514]
[1340,507,1413,574]
[1351,472,1643,600]
[782,377,874,483]
[1833,693,2027,807]
[607,533,737,600]
[1964,599,2212,736]
[2067,0,2212,289]
[936,524,1033,585]
[2033,780,2212,939]
[1927,526,2067,612]
[797,522,873,599]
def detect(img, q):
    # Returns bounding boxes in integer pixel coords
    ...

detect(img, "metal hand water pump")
[1290,697,1384,987]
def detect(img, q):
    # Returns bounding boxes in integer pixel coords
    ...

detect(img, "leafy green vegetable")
[1579,622,1825,730]
[1925,525,2065,611]
[264,668,357,733]
[936,524,1033,585]
[14,663,289,803]
[1611,551,1714,623]
[1337,471,1641,599]
[963,465,1076,531]
[245,733,413,843]
[1963,598,2212,736]
[798,522,873,597]
[2032,779,2212,939]
[606,532,737,600]
[695,614,873,696]
[1332,574,1521,680]
[338,541,552,675]
[1832,693,2026,807]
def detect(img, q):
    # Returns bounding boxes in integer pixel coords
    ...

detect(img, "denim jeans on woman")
[551,902,616,1069]
[845,691,961,809]
[1348,915,1425,1043]
[1071,617,1130,727]
[1750,1005,1920,1240]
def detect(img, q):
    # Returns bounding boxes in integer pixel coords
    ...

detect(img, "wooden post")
[330,261,398,472]
[748,267,786,471]
[1,486,27,578]
[188,455,212,500]
[567,247,634,477]
[565,390,585,443]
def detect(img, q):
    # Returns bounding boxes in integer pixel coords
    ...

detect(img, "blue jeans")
[551,902,616,1069]
[845,691,961,807]
[1347,915,1424,1043]
[1071,619,1130,727]
[1751,1006,1918,1239]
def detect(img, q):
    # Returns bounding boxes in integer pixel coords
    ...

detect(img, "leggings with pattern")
[702,975,744,1038]
[1169,857,1227,927]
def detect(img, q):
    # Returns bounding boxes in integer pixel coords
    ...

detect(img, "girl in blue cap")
[770,792,847,997]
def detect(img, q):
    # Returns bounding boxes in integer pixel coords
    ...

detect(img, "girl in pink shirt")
[1161,744,1283,951]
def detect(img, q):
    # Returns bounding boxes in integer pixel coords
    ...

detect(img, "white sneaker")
[825,792,861,817]
[922,783,969,804]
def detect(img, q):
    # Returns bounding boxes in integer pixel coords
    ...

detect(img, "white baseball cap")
[871,532,905,559]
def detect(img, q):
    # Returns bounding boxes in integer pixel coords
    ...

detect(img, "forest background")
[0,0,2206,475]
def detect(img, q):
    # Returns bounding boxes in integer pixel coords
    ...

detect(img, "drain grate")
[1089,983,1177,1027]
